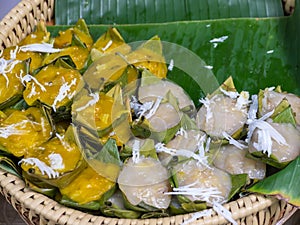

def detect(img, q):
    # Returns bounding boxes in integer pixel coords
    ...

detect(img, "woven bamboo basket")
[0,0,298,224]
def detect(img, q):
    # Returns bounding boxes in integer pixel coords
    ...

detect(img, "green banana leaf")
[248,156,300,207]
[100,190,142,218]
[58,195,101,211]
[89,138,122,181]
[0,151,21,178]
[54,0,284,25]
[94,138,121,166]
[48,3,300,106]
[272,101,297,126]
[228,174,249,200]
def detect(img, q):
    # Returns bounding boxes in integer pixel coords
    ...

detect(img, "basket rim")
[0,0,54,49]
[0,168,296,225]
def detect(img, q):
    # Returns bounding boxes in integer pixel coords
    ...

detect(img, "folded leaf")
[248,156,300,207]
[90,139,122,181]
[0,152,21,177]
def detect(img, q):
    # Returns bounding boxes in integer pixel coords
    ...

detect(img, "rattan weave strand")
[0,169,296,225]
[0,0,54,49]
[0,0,298,224]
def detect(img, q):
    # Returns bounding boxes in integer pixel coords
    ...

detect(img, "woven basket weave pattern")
[0,0,297,224]
[0,0,54,49]
[0,167,296,225]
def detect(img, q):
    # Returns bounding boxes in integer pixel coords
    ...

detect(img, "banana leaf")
[23,176,58,198]
[248,156,300,207]
[58,195,101,211]
[100,190,142,218]
[101,205,141,219]
[11,99,30,111]
[54,0,284,25]
[89,138,122,181]
[273,105,296,125]
[228,174,249,200]
[0,151,21,177]
[93,138,121,166]
[48,2,300,107]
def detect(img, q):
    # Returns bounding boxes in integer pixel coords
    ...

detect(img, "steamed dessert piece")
[248,120,300,164]
[260,87,300,125]
[213,144,266,180]
[172,159,232,205]
[196,93,249,139]
[118,157,171,210]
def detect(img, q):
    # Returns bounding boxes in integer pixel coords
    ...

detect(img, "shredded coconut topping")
[27,83,38,98]
[130,96,153,120]
[205,137,211,152]
[40,117,48,136]
[164,182,224,204]
[168,59,174,71]
[181,209,213,225]
[109,131,116,137]
[56,133,71,150]
[220,88,239,99]
[0,121,30,138]
[155,143,209,166]
[247,94,258,121]
[222,132,247,149]
[0,57,21,87]
[132,140,140,163]
[19,73,46,92]
[246,110,288,157]
[130,96,162,120]
[19,157,59,179]
[0,46,22,87]
[210,36,228,48]
[210,36,229,43]
[52,78,77,111]
[76,92,100,112]
[199,97,213,123]
[196,133,208,156]
[204,65,213,70]
[176,127,188,139]
[19,43,61,53]
[0,60,11,87]
[177,149,209,166]
[144,96,162,119]
[101,40,113,51]
[261,87,276,110]
[236,91,251,110]
[48,153,65,170]
[213,201,238,225]
[10,46,19,59]
[155,142,177,155]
